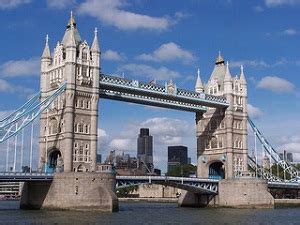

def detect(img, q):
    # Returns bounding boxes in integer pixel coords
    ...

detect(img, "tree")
[166,164,197,177]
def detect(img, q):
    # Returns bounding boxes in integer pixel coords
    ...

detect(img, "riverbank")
[118,197,178,203]
[275,199,300,208]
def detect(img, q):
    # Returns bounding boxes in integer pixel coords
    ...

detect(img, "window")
[50,118,58,134]
[82,66,87,77]
[78,124,84,133]
[211,137,218,149]
[210,120,218,130]
[82,49,88,60]
[218,137,223,148]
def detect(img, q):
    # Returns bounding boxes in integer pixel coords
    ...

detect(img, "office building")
[137,128,153,173]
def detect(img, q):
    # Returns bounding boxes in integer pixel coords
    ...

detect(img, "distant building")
[137,128,153,173]
[96,154,102,163]
[168,146,188,172]
[280,150,293,163]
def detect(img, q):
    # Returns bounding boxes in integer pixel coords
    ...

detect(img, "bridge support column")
[215,178,274,208]
[178,190,214,207]
[20,172,119,212]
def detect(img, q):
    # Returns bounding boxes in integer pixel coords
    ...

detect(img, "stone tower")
[39,13,100,173]
[196,53,248,179]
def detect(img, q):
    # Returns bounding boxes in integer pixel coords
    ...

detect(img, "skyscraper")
[137,128,153,173]
[168,146,188,172]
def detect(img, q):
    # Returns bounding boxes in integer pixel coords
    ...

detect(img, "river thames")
[0,201,299,224]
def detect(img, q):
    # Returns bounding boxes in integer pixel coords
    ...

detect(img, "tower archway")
[208,161,225,180]
[48,149,62,172]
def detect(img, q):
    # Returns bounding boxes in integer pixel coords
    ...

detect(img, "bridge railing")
[248,117,299,182]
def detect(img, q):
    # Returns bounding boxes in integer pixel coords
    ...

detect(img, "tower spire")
[224,61,232,81]
[215,51,224,65]
[67,10,76,28]
[195,68,204,93]
[91,27,100,52]
[42,34,51,58]
[240,65,247,84]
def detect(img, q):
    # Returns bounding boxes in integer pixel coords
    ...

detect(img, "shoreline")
[118,197,178,203]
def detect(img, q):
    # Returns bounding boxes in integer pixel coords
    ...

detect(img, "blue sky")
[0,0,300,172]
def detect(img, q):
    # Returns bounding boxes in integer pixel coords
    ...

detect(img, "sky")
[0,0,300,173]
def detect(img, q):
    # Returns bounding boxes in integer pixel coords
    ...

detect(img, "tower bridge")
[0,13,299,211]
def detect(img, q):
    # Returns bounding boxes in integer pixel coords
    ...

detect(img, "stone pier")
[20,172,119,212]
[178,178,274,208]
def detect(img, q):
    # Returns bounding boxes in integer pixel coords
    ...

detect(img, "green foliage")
[116,185,139,197]
[166,164,197,177]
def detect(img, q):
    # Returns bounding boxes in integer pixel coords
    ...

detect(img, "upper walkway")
[99,74,229,112]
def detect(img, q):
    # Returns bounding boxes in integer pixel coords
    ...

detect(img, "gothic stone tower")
[195,53,248,179]
[39,13,100,173]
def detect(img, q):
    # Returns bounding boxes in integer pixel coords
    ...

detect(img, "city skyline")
[0,0,299,172]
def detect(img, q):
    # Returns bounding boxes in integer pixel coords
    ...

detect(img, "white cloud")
[0,110,13,119]
[265,0,300,7]
[46,0,75,9]
[0,57,40,77]
[106,117,193,160]
[0,79,12,92]
[230,59,269,68]
[278,135,300,161]
[78,0,171,31]
[253,5,264,12]
[257,76,295,93]
[136,42,196,64]
[247,104,263,119]
[108,138,135,151]
[102,50,125,61]
[0,79,34,96]
[98,128,108,137]
[283,28,298,36]
[0,0,31,9]
[120,64,180,81]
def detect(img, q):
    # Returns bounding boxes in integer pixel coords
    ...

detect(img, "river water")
[0,201,299,225]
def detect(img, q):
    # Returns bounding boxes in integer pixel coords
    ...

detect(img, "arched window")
[211,137,218,149]
[218,137,223,148]
[78,123,84,133]
[84,124,89,133]
[82,48,88,60]
[50,118,58,134]
[210,120,218,130]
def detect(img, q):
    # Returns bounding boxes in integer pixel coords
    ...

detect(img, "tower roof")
[42,34,51,58]
[91,27,100,52]
[207,52,226,91]
[62,12,82,46]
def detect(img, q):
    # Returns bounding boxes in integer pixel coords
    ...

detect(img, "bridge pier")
[20,172,118,212]
[178,178,274,208]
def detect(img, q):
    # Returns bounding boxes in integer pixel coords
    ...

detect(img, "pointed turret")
[224,61,232,81]
[215,51,225,65]
[67,11,76,28]
[239,65,247,84]
[195,68,204,93]
[42,34,51,59]
[62,11,82,47]
[91,28,100,53]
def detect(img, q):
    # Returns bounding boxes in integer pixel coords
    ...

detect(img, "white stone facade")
[39,14,100,173]
[196,54,248,179]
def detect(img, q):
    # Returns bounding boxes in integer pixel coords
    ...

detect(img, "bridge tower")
[39,13,100,173]
[196,53,248,179]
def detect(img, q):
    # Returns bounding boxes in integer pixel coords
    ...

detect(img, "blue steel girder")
[116,176,219,194]
[99,74,229,111]
[248,117,299,181]
[0,82,66,143]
